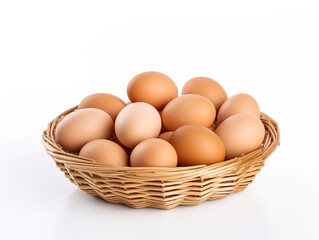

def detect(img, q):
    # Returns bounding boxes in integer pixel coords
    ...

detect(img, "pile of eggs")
[55,71,265,167]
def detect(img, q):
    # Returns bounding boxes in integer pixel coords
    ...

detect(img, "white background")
[1,1,318,239]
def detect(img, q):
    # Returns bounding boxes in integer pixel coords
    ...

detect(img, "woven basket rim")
[42,106,280,174]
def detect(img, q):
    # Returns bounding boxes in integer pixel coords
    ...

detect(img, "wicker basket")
[42,106,280,210]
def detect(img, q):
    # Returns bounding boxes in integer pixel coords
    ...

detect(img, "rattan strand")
[42,106,280,209]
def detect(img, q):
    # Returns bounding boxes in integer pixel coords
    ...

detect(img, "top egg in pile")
[55,71,265,167]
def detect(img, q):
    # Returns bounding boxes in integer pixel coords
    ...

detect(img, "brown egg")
[55,109,114,152]
[161,94,216,131]
[182,77,228,112]
[130,138,177,167]
[127,71,178,110]
[170,125,225,166]
[115,102,162,148]
[217,93,260,125]
[79,139,128,166]
[215,113,265,159]
[158,131,174,142]
[78,93,126,122]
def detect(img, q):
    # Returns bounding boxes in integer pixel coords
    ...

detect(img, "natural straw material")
[42,106,280,210]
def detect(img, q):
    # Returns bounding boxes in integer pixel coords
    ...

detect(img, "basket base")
[80,184,250,210]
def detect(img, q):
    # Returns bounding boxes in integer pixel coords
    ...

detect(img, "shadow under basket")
[42,106,280,210]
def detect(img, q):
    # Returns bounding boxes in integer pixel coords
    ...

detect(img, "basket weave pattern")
[42,106,280,209]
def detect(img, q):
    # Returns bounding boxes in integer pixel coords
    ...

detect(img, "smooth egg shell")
[130,138,178,167]
[217,93,260,125]
[127,71,178,110]
[182,77,227,112]
[161,94,216,131]
[78,93,126,122]
[158,131,174,142]
[79,139,128,166]
[170,125,225,166]
[55,108,114,152]
[115,102,162,148]
[215,113,265,159]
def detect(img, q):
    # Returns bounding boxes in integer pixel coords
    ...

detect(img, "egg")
[79,139,128,166]
[161,94,216,131]
[78,93,126,122]
[130,138,178,167]
[115,102,162,148]
[55,108,114,152]
[170,125,225,166]
[215,113,265,159]
[127,71,178,110]
[217,93,260,125]
[158,131,174,142]
[182,77,228,112]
